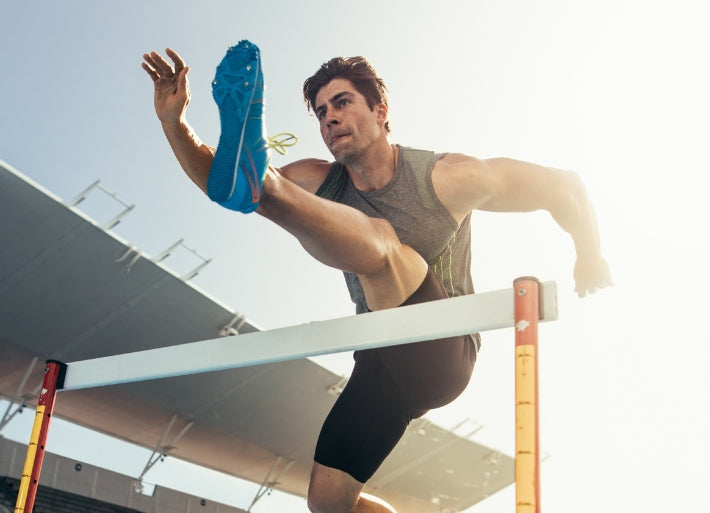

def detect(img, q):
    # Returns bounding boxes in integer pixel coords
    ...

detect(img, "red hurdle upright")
[14,360,66,513]
[514,277,542,513]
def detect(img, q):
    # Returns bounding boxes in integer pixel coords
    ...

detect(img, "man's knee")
[308,463,362,513]
[306,491,333,513]
[307,484,345,513]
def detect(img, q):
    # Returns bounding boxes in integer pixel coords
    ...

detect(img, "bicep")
[434,155,581,220]
[476,158,579,213]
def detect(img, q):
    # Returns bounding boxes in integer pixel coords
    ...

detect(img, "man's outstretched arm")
[142,48,330,196]
[142,48,214,193]
[433,154,613,297]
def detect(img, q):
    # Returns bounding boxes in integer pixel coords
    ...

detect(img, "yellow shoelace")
[267,132,299,155]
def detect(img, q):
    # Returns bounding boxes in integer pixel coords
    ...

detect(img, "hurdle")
[14,277,555,513]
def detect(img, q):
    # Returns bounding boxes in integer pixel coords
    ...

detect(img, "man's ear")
[376,103,389,125]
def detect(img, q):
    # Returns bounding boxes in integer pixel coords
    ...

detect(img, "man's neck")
[346,142,398,192]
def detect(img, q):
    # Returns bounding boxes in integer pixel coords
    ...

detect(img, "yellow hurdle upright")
[514,277,541,513]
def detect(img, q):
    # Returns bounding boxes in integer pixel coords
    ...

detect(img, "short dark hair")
[303,56,390,132]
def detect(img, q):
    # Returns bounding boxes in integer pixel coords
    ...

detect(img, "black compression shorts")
[313,268,478,483]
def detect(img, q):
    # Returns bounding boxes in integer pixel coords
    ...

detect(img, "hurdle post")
[14,360,66,513]
[514,277,541,513]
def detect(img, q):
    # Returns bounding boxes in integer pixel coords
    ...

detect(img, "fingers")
[177,66,190,99]
[141,53,163,82]
[146,51,174,76]
[573,256,614,298]
[165,48,186,73]
[142,49,184,83]
[141,61,159,81]
[575,280,612,298]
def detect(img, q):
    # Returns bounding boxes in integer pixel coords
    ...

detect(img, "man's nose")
[325,109,341,126]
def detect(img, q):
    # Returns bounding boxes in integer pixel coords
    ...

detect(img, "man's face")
[314,78,386,164]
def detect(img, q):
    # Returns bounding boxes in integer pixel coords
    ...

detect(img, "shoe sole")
[207,41,262,210]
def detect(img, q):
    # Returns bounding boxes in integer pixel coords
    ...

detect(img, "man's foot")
[207,40,268,213]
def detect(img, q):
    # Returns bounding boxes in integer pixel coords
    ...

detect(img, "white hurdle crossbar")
[17,278,556,513]
[62,281,557,391]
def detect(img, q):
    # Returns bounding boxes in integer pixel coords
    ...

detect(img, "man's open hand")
[142,48,190,125]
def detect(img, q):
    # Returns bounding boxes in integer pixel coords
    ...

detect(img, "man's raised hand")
[142,48,190,125]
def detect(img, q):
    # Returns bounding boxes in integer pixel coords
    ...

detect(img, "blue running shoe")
[207,40,268,213]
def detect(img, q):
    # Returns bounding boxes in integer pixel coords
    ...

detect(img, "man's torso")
[316,145,475,313]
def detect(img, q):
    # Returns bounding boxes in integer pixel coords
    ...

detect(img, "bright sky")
[1,1,708,512]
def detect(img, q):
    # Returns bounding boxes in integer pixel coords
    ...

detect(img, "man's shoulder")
[279,158,334,194]
[396,147,486,177]
[396,145,446,176]
[397,145,438,158]
[432,152,484,171]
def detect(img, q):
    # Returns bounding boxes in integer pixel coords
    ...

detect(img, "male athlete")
[142,41,612,513]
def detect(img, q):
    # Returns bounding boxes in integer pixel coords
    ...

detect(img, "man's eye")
[317,110,326,120]
[338,99,349,108]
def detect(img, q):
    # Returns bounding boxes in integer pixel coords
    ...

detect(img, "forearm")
[548,172,602,262]
[161,119,215,194]
[552,171,612,295]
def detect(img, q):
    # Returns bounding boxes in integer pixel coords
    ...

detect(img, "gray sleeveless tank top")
[316,145,475,314]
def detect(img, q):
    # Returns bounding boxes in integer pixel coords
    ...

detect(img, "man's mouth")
[330,133,349,146]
